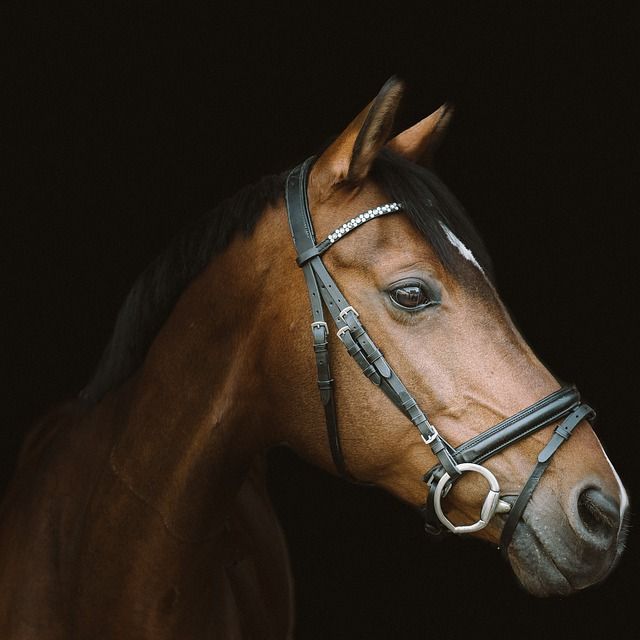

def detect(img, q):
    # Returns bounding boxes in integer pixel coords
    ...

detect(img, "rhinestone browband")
[327,202,402,243]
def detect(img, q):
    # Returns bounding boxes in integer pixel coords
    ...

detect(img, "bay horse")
[0,78,628,638]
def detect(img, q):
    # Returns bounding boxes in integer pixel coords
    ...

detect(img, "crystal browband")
[328,202,401,243]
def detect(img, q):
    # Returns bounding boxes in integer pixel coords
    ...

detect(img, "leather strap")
[499,402,595,555]
[285,159,458,480]
[286,159,351,478]
[423,386,581,486]
[454,386,581,464]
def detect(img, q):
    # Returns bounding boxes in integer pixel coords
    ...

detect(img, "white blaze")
[440,223,484,274]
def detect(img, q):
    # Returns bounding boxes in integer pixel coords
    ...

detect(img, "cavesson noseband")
[285,157,595,554]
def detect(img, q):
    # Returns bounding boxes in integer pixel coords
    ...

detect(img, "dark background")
[4,2,639,638]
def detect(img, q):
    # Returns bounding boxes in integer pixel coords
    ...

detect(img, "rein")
[285,157,595,554]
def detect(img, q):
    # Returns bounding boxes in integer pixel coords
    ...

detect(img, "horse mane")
[80,173,286,403]
[81,148,493,404]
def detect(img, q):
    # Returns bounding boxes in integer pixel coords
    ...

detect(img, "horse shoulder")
[0,400,118,638]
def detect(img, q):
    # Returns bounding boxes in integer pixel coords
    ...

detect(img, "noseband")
[285,157,595,555]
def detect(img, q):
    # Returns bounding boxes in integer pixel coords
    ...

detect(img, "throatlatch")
[285,157,595,554]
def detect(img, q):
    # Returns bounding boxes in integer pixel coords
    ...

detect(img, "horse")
[0,77,628,639]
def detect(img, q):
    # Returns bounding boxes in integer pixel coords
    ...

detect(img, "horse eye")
[390,285,432,310]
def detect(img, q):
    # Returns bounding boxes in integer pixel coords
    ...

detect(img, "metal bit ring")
[433,463,511,534]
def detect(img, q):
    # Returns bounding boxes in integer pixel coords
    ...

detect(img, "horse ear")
[387,103,453,167]
[312,77,404,196]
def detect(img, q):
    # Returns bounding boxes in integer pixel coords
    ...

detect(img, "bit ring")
[433,463,510,534]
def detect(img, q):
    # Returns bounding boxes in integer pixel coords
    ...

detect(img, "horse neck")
[108,224,280,541]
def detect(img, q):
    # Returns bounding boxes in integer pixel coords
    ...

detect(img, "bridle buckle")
[421,430,439,446]
[338,306,359,320]
[336,326,350,338]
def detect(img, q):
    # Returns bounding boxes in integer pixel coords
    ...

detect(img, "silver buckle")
[433,463,512,534]
[421,429,439,445]
[338,306,359,320]
[311,321,328,332]
[336,326,350,338]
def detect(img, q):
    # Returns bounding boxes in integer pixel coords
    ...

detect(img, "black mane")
[80,173,285,403]
[81,149,493,403]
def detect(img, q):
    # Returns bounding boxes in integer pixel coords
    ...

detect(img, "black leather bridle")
[285,157,596,554]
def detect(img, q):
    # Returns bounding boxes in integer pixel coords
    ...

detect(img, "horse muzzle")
[505,483,629,597]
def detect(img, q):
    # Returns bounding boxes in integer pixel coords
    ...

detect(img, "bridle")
[285,157,595,554]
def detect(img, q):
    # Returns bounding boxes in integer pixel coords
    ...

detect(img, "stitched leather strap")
[286,159,351,479]
[455,387,581,464]
[499,402,595,555]
[285,159,458,479]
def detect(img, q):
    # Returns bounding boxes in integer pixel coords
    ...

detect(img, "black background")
[4,2,639,638]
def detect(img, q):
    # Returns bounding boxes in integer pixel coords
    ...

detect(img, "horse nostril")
[577,487,620,541]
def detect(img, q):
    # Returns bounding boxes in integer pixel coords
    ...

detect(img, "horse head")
[263,77,628,597]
